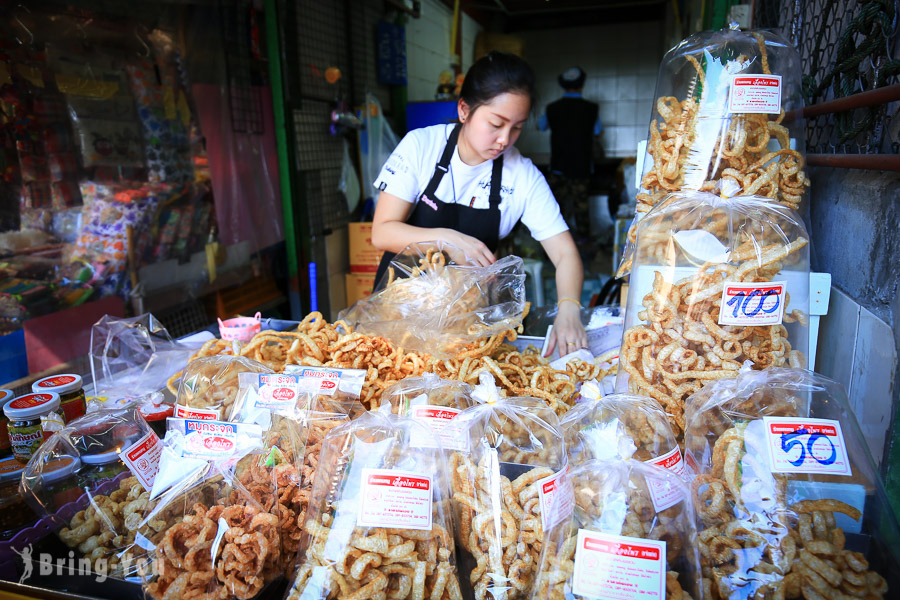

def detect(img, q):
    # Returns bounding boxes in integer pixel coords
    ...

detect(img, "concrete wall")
[405,0,482,102]
[515,21,665,163]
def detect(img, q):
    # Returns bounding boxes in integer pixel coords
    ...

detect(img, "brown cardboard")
[345,273,376,306]
[349,223,381,273]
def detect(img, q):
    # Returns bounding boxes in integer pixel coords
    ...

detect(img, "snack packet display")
[618,27,807,277]
[174,355,274,421]
[683,368,899,600]
[285,411,461,600]
[448,374,570,600]
[20,408,159,577]
[338,242,526,358]
[615,192,810,439]
[282,365,367,416]
[377,373,475,452]
[561,384,682,469]
[530,459,700,600]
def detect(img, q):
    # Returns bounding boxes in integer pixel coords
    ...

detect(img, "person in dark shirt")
[537,67,602,241]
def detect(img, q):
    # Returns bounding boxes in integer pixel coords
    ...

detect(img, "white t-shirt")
[373,124,568,242]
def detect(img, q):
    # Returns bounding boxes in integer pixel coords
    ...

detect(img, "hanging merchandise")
[683,368,899,600]
[359,92,400,205]
[284,410,461,600]
[338,139,361,212]
[615,191,810,440]
[619,27,808,277]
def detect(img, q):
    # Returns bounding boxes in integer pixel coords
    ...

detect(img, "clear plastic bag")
[530,459,700,600]
[683,367,899,600]
[338,242,526,358]
[20,408,159,578]
[619,27,807,278]
[561,385,681,467]
[615,192,810,439]
[174,355,274,421]
[447,377,569,600]
[285,411,461,600]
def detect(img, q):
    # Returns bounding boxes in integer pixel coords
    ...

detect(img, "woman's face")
[458,92,530,164]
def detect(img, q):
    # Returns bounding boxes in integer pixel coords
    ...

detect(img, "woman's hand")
[436,228,496,266]
[545,301,588,357]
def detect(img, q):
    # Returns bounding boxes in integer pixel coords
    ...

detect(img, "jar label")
[120,431,163,491]
[37,376,77,388]
[9,394,55,409]
[9,425,43,461]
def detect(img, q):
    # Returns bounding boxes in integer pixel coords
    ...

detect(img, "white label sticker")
[763,417,852,476]
[573,530,666,600]
[645,447,686,512]
[174,404,220,420]
[409,405,466,451]
[180,420,243,460]
[729,74,782,114]
[718,281,787,326]
[537,467,574,531]
[255,373,301,409]
[292,367,341,395]
[357,469,433,530]
[119,431,162,491]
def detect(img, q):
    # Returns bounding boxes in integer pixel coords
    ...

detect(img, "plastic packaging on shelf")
[19,408,158,577]
[285,411,461,600]
[447,374,569,600]
[683,367,900,600]
[615,192,810,439]
[619,26,807,277]
[530,458,700,600]
[561,384,681,470]
[338,241,526,358]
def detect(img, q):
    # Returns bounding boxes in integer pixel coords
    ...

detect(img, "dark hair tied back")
[459,51,537,115]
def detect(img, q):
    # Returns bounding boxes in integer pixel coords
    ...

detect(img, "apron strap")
[488,154,504,206]
[420,123,461,203]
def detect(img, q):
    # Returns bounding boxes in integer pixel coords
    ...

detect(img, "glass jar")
[79,449,129,489]
[32,374,86,424]
[0,389,14,458]
[41,456,83,510]
[4,392,61,464]
[0,456,36,540]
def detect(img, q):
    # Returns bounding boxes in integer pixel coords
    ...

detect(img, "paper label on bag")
[718,281,786,326]
[764,417,852,476]
[174,404,220,420]
[645,446,686,512]
[730,74,782,114]
[573,530,666,599]
[180,420,254,460]
[292,367,341,395]
[255,374,301,409]
[537,466,574,530]
[357,469,433,530]
[119,431,162,491]
[409,405,466,451]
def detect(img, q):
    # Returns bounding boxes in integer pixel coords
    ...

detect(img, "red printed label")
[537,466,574,531]
[357,468,433,530]
[573,530,666,599]
[718,281,786,326]
[119,431,162,491]
[36,376,76,387]
[255,374,301,409]
[763,417,852,476]
[730,74,782,114]
[409,404,466,451]
[645,447,686,512]
[174,404,220,420]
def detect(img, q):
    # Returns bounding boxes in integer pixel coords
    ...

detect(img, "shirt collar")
[562,91,582,98]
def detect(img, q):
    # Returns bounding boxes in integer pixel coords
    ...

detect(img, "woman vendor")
[371,51,588,357]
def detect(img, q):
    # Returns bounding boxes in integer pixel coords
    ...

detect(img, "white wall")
[405,0,483,102]
[516,21,665,163]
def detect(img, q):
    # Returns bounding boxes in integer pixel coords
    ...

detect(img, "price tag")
[718,281,786,326]
[764,417,852,476]
[537,466,574,530]
[119,431,162,491]
[408,405,467,451]
[729,74,782,114]
[255,374,301,409]
[357,469,433,530]
[573,530,666,599]
[645,447,686,512]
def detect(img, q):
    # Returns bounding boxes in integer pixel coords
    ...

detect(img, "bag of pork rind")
[530,458,700,600]
[683,367,900,600]
[285,410,461,600]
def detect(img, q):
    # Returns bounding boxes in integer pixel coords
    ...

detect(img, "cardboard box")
[345,273,376,306]
[349,223,381,273]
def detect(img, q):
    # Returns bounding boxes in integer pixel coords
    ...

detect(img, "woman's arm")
[372,191,497,266]
[539,231,588,356]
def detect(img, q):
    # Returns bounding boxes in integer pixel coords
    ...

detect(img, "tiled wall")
[515,21,665,163]
[405,0,483,102]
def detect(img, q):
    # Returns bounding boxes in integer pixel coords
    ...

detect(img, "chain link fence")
[755,0,900,153]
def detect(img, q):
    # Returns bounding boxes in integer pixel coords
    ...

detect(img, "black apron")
[373,123,504,289]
